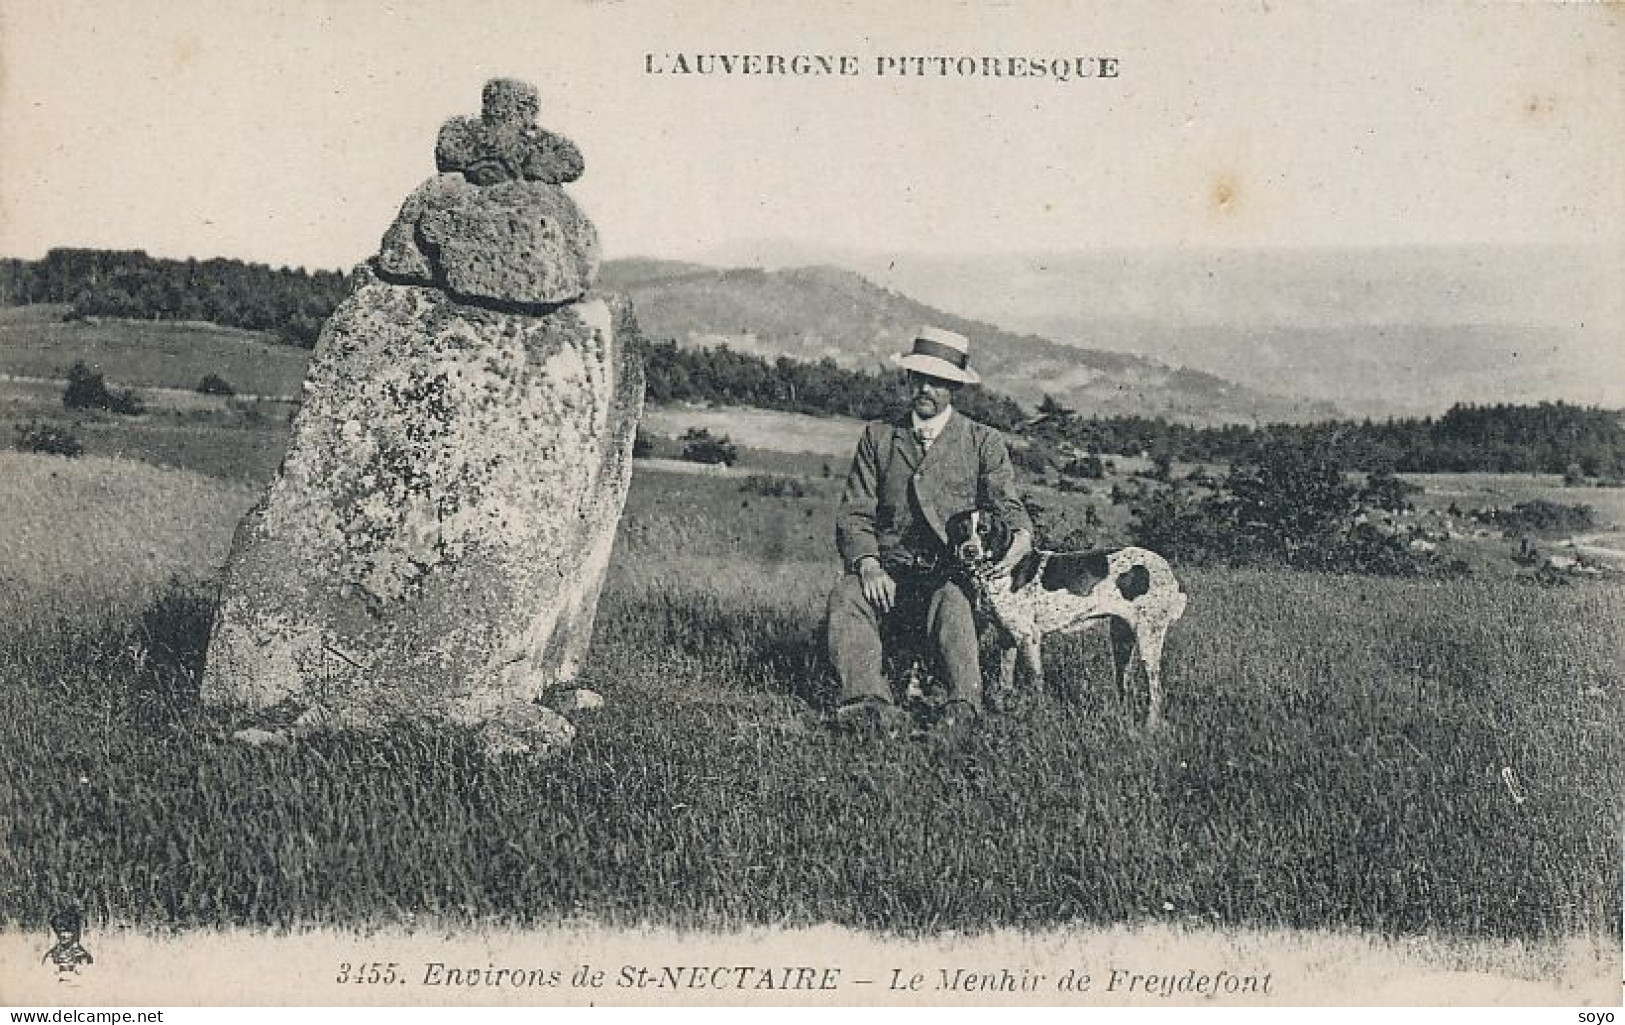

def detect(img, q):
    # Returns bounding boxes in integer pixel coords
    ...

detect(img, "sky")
[1,0,1621,273]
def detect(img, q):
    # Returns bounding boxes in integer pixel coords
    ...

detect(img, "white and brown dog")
[946,508,1188,727]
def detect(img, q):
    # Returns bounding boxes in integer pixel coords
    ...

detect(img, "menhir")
[201,79,644,758]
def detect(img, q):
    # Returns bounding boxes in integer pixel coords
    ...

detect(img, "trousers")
[825,569,982,709]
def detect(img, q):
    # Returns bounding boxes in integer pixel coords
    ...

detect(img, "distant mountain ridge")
[599,259,1339,425]
[700,242,1625,418]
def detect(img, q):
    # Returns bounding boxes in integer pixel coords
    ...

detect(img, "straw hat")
[889,326,980,385]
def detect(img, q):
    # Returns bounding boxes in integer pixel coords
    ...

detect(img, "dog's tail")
[1168,586,1189,624]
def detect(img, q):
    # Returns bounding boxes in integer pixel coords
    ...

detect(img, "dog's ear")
[983,512,1014,561]
[945,510,970,546]
[1008,549,1044,592]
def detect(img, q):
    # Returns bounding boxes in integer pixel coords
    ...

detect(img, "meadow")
[0,450,1619,953]
[0,305,309,397]
[0,306,1621,997]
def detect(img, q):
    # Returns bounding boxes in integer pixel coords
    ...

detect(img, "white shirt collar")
[910,406,954,440]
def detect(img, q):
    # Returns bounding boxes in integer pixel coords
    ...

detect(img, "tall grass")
[0,453,260,617]
[0,460,1619,940]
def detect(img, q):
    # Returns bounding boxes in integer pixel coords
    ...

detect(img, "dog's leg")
[1018,631,1044,695]
[1134,610,1172,730]
[1109,616,1137,707]
[990,642,1018,712]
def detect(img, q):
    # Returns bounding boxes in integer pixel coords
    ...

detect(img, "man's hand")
[856,556,896,613]
[986,528,1033,580]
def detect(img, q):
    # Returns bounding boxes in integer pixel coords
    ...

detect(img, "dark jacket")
[835,410,1031,573]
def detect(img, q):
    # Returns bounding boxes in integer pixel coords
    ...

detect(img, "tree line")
[4,247,1621,476]
[648,343,1625,478]
[642,339,1028,431]
[0,248,350,346]
[1021,397,1625,477]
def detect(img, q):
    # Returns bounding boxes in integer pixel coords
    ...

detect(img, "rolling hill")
[10,244,1616,423]
[0,304,309,396]
[703,243,1625,419]
[598,260,1339,425]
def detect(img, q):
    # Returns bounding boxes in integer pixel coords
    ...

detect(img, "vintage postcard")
[0,0,1621,1011]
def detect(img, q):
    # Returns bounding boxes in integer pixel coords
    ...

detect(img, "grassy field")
[0,453,262,617]
[0,306,304,481]
[0,453,1619,953]
[642,406,864,458]
[1,310,1621,990]
[0,304,310,396]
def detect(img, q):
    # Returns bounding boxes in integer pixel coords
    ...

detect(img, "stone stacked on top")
[380,78,596,306]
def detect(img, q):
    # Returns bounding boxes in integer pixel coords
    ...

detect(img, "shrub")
[1333,523,1427,577]
[1223,438,1361,569]
[1360,469,1420,513]
[632,430,682,460]
[1128,484,1239,566]
[197,373,236,396]
[14,421,84,458]
[62,361,107,409]
[1130,439,1434,575]
[1472,499,1594,534]
[740,474,810,499]
[62,360,143,415]
[679,428,738,466]
[1062,453,1105,480]
[1011,439,1064,476]
[108,388,144,415]
[1020,492,1105,552]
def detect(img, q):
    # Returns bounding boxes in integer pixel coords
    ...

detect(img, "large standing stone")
[202,80,641,756]
[203,268,642,747]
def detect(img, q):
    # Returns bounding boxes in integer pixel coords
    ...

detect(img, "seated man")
[826,327,1032,737]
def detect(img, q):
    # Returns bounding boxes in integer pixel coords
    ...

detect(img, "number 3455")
[336,961,403,985]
